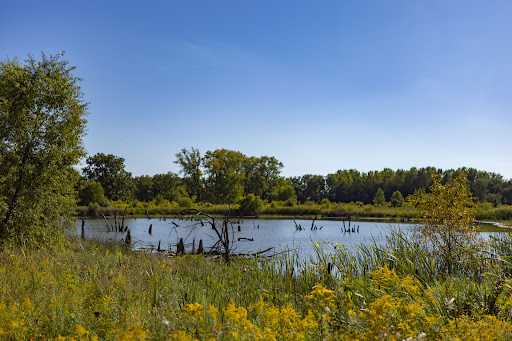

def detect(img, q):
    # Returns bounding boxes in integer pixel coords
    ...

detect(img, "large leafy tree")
[134,175,154,202]
[372,188,386,206]
[203,149,245,204]
[0,52,87,244]
[83,153,134,201]
[291,174,327,203]
[174,147,203,201]
[242,156,283,200]
[152,172,189,204]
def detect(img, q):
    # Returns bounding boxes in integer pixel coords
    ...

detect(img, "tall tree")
[152,172,189,204]
[390,190,404,207]
[270,177,296,202]
[134,175,154,202]
[242,156,283,200]
[373,188,386,206]
[0,52,87,244]
[291,175,327,203]
[83,153,134,201]
[203,149,245,204]
[174,147,203,201]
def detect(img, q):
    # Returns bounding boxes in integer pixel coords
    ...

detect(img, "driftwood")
[237,237,254,241]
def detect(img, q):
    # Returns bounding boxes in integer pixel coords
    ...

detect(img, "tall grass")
[3,227,512,339]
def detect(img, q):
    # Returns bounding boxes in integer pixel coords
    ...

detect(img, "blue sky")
[2,1,511,179]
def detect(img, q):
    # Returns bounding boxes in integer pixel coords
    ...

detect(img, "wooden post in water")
[121,209,126,231]
[148,224,152,234]
[177,238,185,255]
[197,239,204,254]
[114,211,118,231]
[125,230,131,245]
[81,218,85,239]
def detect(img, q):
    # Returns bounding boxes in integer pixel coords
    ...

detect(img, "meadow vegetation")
[3,174,512,339]
[2,225,512,339]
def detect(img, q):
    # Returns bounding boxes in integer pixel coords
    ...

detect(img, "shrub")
[238,194,263,215]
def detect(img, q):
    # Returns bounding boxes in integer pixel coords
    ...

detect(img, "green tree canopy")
[270,177,296,202]
[174,147,203,201]
[373,188,386,206]
[390,190,404,207]
[0,52,87,244]
[83,153,134,201]
[203,149,245,204]
[78,181,107,206]
[242,156,283,200]
[134,175,154,202]
[152,172,190,204]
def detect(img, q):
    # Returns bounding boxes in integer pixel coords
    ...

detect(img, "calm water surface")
[76,218,503,258]
[77,217,413,256]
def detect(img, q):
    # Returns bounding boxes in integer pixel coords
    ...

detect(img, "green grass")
[2,227,512,339]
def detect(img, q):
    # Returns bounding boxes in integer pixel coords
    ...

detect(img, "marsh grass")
[2,229,512,339]
[76,201,512,224]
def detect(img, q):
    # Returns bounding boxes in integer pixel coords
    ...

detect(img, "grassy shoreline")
[75,202,512,226]
[3,230,512,339]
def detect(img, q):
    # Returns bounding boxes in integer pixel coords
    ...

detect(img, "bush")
[78,181,107,206]
[238,194,264,215]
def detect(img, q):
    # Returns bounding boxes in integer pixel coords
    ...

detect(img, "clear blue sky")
[2,0,511,179]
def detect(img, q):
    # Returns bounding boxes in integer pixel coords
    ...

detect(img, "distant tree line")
[291,167,512,206]
[77,148,512,208]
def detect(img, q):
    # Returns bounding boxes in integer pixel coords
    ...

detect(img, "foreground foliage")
[409,173,482,275]
[0,52,87,245]
[2,233,512,340]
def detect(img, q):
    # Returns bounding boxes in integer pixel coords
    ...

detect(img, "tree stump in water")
[197,239,204,254]
[125,230,132,245]
[177,238,185,255]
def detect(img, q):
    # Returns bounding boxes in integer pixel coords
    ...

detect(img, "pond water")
[77,217,413,255]
[76,218,504,258]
